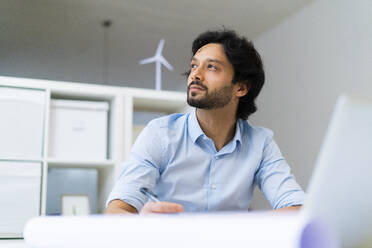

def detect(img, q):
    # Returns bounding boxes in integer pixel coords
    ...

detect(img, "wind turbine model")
[139,39,173,91]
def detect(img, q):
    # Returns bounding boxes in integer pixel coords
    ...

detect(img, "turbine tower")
[139,39,173,91]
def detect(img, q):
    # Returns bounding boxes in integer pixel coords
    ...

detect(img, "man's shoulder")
[147,112,189,130]
[240,120,274,141]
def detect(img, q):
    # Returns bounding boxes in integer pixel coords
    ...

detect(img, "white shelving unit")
[0,76,188,237]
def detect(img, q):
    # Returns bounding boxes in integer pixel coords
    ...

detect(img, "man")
[106,29,305,214]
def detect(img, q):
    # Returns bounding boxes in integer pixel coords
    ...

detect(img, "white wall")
[249,0,372,209]
[0,0,189,92]
[0,0,314,93]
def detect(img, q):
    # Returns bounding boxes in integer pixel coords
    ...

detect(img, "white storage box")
[0,161,41,238]
[49,100,109,160]
[0,87,45,159]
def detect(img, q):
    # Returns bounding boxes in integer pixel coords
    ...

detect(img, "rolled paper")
[24,212,339,248]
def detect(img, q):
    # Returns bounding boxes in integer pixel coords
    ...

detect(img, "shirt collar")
[234,119,243,145]
[187,108,243,145]
[188,108,205,143]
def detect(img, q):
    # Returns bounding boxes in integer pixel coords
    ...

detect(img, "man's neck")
[196,106,237,152]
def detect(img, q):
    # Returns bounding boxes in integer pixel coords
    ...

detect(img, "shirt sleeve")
[254,134,305,210]
[106,121,164,212]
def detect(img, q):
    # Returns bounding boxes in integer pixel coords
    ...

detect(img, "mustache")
[188,81,207,90]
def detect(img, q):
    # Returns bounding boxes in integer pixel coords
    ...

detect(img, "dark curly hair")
[185,29,265,120]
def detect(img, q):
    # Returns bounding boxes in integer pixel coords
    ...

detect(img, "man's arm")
[104,122,164,214]
[255,134,306,210]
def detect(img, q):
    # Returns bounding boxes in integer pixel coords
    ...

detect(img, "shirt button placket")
[207,156,216,211]
[211,155,219,191]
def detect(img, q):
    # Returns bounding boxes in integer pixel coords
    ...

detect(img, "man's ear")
[235,81,250,98]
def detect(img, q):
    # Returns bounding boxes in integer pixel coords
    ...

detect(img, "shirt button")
[211,184,217,189]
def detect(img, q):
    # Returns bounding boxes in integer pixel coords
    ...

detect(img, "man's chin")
[187,98,199,108]
[187,97,206,108]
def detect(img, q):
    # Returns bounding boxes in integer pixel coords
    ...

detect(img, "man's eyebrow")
[191,57,225,65]
[207,58,224,65]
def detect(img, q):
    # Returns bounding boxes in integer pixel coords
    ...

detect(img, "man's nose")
[190,66,203,81]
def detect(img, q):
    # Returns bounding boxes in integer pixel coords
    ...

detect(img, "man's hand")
[140,201,184,215]
[272,205,302,212]
[105,199,138,214]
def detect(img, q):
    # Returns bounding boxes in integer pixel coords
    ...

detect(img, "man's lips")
[189,85,205,91]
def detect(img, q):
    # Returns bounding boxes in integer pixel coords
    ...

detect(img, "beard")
[187,81,233,109]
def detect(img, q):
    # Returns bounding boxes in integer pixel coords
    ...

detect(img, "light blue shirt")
[107,109,305,212]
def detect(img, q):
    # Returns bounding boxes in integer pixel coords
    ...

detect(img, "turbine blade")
[159,56,173,71]
[139,56,157,65]
[156,39,165,55]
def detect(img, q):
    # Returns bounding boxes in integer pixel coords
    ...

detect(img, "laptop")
[303,94,372,247]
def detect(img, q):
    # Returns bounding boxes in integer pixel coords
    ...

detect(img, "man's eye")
[208,64,217,70]
[190,64,197,69]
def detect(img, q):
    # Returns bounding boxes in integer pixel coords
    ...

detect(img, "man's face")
[187,43,235,109]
